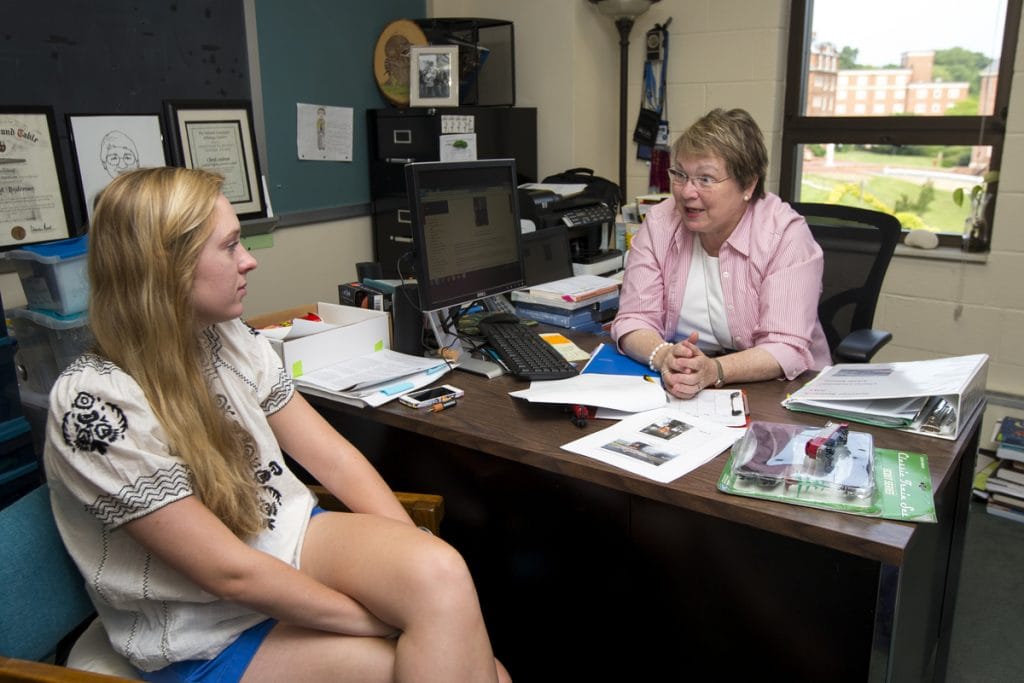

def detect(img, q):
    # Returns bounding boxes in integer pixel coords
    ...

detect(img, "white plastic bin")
[0,235,89,315]
[8,307,91,394]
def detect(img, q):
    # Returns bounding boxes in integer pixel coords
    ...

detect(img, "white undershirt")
[676,240,733,355]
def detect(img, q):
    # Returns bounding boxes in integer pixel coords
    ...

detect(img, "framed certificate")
[163,100,267,220]
[0,106,72,248]
[67,113,167,223]
[409,45,460,107]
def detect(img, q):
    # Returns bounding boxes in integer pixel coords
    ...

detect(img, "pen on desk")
[431,398,457,413]
[484,348,510,372]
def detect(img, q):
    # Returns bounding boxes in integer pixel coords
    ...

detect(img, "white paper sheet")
[509,373,666,413]
[561,407,745,483]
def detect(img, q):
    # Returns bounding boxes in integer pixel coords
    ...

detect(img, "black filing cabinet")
[367,106,537,277]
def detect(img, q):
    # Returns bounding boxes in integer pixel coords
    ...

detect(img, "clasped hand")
[658,332,714,399]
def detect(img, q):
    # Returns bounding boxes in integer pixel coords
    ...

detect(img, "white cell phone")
[398,384,464,408]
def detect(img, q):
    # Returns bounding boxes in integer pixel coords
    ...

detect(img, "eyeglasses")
[666,167,731,190]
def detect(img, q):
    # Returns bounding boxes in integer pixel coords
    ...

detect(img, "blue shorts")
[141,618,276,683]
[141,505,328,682]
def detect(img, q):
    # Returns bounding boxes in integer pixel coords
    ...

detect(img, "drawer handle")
[396,209,410,223]
[390,235,413,244]
[393,129,412,144]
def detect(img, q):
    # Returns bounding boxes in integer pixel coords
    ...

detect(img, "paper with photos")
[561,407,744,483]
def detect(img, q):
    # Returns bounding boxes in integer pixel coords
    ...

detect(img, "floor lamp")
[588,0,659,201]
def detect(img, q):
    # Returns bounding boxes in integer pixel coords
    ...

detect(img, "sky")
[811,0,1007,66]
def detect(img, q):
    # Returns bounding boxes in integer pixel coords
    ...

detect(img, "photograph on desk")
[717,421,936,522]
[561,406,743,483]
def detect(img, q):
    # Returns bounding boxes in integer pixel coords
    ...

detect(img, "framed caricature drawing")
[67,113,167,223]
[163,100,267,220]
[409,45,459,107]
[0,106,72,248]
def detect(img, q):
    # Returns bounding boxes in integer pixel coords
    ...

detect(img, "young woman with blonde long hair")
[44,166,510,683]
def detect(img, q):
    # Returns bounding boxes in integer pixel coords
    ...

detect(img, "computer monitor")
[521,224,574,286]
[405,159,525,313]
[405,158,525,376]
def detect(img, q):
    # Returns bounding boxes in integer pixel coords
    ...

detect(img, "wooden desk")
[304,354,980,682]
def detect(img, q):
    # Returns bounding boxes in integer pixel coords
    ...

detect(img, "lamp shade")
[589,0,658,19]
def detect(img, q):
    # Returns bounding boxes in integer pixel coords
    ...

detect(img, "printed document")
[561,407,744,483]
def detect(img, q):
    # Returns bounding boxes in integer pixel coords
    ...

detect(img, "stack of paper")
[295,349,451,408]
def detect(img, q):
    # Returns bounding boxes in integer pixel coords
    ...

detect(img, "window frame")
[781,0,1022,249]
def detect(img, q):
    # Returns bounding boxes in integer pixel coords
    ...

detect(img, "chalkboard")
[252,1,424,222]
[4,0,251,232]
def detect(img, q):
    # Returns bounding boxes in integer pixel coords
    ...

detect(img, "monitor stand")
[425,310,506,379]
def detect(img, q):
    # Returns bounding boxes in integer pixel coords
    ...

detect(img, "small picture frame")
[163,99,267,220]
[67,113,167,223]
[0,106,72,247]
[409,45,459,107]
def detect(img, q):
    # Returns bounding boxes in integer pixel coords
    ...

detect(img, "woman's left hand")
[660,332,716,399]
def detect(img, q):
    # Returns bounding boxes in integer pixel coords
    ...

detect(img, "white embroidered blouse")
[43,319,315,671]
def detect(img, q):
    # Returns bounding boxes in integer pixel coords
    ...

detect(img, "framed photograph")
[0,106,72,248]
[410,45,459,107]
[163,100,266,220]
[67,113,167,223]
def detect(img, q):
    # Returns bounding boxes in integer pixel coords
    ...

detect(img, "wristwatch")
[713,358,725,388]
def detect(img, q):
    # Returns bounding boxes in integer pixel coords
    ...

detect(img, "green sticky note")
[374,340,384,352]
[242,234,274,250]
[291,360,303,378]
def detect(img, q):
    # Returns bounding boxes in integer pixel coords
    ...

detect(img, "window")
[782,0,1021,249]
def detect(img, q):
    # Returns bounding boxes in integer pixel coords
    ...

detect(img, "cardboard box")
[246,302,390,378]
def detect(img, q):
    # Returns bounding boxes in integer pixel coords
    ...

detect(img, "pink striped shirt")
[611,193,831,379]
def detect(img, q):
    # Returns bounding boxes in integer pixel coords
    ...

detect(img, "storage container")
[0,337,23,422]
[8,307,92,394]
[0,235,89,315]
[0,416,39,510]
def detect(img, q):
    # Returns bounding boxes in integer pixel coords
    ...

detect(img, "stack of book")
[511,274,620,329]
[984,416,1024,523]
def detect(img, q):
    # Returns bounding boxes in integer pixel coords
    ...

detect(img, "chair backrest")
[0,484,95,662]
[791,203,901,355]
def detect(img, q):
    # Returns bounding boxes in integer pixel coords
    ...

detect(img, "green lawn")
[800,150,975,233]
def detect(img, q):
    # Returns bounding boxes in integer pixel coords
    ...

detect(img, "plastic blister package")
[729,421,875,500]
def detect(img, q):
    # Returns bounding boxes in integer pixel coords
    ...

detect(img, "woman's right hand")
[659,332,707,399]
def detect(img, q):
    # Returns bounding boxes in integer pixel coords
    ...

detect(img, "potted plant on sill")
[953,170,999,252]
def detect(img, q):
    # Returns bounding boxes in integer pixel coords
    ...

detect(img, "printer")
[517,188,622,275]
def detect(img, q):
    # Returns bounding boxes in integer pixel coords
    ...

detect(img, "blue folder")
[580,343,651,378]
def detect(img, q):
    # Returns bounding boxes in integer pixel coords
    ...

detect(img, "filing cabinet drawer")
[373,198,414,277]
[373,113,440,160]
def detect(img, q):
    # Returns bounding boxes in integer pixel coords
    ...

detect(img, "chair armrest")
[834,328,893,363]
[307,485,445,536]
[0,656,138,683]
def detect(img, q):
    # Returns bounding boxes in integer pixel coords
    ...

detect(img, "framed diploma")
[0,106,72,248]
[67,113,168,223]
[163,100,267,220]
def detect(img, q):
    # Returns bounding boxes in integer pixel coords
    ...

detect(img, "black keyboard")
[479,319,579,381]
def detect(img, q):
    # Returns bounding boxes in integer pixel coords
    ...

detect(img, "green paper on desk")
[717,447,936,522]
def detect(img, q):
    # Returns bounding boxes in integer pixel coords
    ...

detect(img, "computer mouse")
[480,312,519,324]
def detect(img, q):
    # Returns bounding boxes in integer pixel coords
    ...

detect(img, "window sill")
[894,244,988,263]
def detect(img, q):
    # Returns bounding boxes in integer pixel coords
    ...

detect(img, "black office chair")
[791,202,901,363]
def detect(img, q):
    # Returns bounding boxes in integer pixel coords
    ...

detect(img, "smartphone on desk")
[399,384,464,409]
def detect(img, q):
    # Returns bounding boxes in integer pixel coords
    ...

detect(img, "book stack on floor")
[511,274,619,330]
[983,416,1024,523]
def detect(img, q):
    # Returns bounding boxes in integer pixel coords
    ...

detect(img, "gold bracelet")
[648,341,672,372]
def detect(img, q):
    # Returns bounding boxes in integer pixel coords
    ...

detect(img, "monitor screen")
[406,159,525,312]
